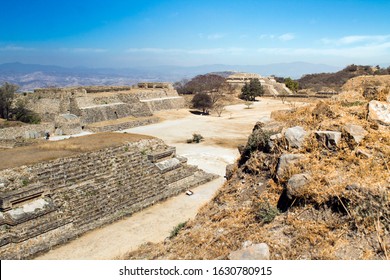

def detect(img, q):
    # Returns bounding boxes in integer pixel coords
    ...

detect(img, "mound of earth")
[123,78,389,260]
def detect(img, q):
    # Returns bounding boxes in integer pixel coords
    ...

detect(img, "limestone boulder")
[276,153,305,178]
[342,124,368,145]
[368,100,390,126]
[284,126,307,149]
[228,243,270,260]
[286,173,311,199]
[315,131,342,149]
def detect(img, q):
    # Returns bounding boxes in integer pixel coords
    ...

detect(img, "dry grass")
[342,75,390,92]
[123,85,389,260]
[0,119,26,129]
[0,132,154,170]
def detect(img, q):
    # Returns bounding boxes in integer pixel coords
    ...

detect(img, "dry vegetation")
[124,80,389,260]
[0,118,26,129]
[0,132,153,170]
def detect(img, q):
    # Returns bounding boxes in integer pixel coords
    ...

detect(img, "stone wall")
[0,123,54,140]
[86,117,159,133]
[142,97,186,112]
[79,103,134,124]
[0,138,217,259]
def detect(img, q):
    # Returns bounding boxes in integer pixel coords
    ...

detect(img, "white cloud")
[0,45,34,51]
[259,33,295,41]
[126,47,245,55]
[321,35,390,45]
[278,33,295,41]
[60,48,107,53]
[207,33,225,40]
[257,41,390,57]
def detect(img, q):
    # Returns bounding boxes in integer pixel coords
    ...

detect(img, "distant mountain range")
[0,62,342,92]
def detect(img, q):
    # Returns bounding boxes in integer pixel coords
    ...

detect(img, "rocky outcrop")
[315,131,342,149]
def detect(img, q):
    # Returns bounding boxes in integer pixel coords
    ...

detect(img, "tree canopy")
[174,74,225,95]
[0,82,40,123]
[0,82,19,120]
[284,77,299,92]
[191,93,213,114]
[239,78,264,101]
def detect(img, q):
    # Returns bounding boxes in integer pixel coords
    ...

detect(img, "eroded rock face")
[315,131,342,149]
[368,100,390,126]
[284,126,307,149]
[228,243,270,260]
[342,124,368,145]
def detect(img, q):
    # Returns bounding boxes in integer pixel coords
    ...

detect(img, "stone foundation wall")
[0,123,54,140]
[87,117,159,132]
[0,139,217,259]
[142,97,186,112]
[79,103,133,124]
[134,88,180,100]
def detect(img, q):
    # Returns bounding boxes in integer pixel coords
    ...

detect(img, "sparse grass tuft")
[255,200,280,224]
[169,221,187,239]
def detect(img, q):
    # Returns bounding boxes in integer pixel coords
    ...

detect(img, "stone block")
[276,153,305,179]
[286,173,311,199]
[342,124,368,145]
[284,126,307,149]
[368,100,390,126]
[315,131,342,149]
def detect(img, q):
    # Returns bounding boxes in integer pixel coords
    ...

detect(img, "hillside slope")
[298,65,389,92]
[124,80,389,260]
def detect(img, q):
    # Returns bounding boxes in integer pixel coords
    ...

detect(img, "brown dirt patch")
[0,132,153,170]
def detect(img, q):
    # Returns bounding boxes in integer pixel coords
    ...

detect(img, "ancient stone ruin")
[0,133,217,259]
[223,72,292,96]
[0,82,185,147]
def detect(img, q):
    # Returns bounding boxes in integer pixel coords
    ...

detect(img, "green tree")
[191,92,212,114]
[0,82,19,120]
[284,77,299,92]
[240,78,264,101]
[12,99,41,124]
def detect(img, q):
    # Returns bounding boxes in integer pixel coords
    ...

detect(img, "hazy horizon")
[1,0,390,68]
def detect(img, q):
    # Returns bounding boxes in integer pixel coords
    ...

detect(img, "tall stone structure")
[223,72,292,96]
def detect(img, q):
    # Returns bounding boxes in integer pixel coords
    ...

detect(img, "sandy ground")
[36,98,296,260]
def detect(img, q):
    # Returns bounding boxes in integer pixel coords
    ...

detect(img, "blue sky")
[1,0,390,68]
